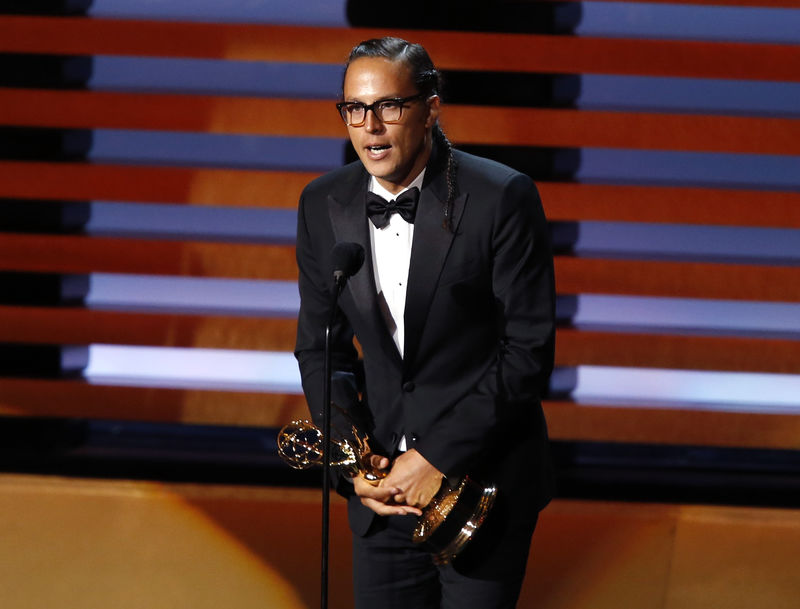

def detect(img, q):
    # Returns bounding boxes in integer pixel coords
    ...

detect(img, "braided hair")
[344,37,459,231]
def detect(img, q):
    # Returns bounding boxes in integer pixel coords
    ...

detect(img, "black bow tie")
[366,187,420,229]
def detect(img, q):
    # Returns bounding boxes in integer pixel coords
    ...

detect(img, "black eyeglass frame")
[336,94,426,127]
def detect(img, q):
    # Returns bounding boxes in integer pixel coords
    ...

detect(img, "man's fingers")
[358,485,397,501]
[360,497,422,517]
[379,449,444,509]
[367,454,390,470]
[353,476,424,516]
[353,475,398,501]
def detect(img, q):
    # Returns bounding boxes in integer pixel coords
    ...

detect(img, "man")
[295,37,555,609]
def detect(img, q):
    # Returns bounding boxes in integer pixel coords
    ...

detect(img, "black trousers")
[352,506,538,609]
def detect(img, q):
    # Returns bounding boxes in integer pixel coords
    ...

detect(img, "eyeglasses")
[336,94,425,127]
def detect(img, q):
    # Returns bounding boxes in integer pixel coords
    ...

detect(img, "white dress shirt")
[368,169,426,359]
[368,170,426,453]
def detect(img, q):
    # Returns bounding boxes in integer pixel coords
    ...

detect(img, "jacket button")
[410,434,418,443]
[402,381,415,392]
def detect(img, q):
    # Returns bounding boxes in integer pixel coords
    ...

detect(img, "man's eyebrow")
[343,94,408,104]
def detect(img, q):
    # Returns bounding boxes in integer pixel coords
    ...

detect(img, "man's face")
[342,57,440,194]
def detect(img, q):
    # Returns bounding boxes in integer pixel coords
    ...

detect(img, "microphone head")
[331,242,365,282]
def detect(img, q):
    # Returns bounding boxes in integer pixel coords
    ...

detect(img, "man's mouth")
[367,145,391,153]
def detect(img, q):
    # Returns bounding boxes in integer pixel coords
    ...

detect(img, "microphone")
[321,241,365,609]
[331,242,365,287]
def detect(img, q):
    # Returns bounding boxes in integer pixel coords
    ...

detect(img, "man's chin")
[361,157,390,177]
[363,163,399,186]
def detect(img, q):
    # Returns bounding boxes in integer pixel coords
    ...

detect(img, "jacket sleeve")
[293,190,365,493]
[414,173,556,478]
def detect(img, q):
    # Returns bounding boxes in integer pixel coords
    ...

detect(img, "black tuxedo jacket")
[295,147,556,541]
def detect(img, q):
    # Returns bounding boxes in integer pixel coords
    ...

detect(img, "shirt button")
[402,381,415,392]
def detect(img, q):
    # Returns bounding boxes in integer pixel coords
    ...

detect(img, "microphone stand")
[321,273,346,609]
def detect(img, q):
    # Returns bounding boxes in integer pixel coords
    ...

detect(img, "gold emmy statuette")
[277,419,497,564]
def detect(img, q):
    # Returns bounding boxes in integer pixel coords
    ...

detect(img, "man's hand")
[353,454,423,517]
[382,449,444,509]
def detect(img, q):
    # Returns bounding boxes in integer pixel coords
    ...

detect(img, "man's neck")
[370,169,426,200]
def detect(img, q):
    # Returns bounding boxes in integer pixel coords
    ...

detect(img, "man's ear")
[425,95,441,129]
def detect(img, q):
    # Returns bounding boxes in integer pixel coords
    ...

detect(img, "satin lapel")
[327,185,402,364]
[327,189,373,323]
[403,187,467,371]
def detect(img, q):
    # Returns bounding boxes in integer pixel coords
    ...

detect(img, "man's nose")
[364,108,383,133]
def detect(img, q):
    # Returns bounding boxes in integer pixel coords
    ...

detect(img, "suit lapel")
[327,170,403,365]
[403,170,467,371]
